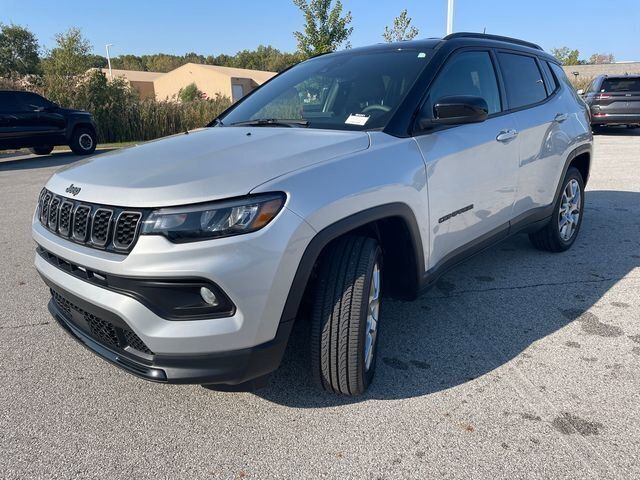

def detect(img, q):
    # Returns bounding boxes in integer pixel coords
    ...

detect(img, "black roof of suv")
[333,32,557,63]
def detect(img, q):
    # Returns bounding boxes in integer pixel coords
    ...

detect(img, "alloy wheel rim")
[79,133,93,150]
[364,262,381,372]
[558,179,581,241]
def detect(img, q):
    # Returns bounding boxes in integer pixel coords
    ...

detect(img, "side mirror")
[576,89,585,95]
[418,95,489,129]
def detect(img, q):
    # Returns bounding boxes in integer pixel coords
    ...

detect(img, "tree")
[111,54,146,71]
[0,24,40,77]
[144,53,186,72]
[42,27,93,77]
[551,47,581,66]
[383,9,419,43]
[589,53,615,65]
[293,0,353,58]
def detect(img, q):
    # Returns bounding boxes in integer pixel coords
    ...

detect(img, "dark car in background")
[579,75,640,130]
[0,91,97,155]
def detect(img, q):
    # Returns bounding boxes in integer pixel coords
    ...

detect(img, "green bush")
[178,82,202,102]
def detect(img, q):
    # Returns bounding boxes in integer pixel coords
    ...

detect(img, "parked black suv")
[0,90,97,155]
[579,75,640,129]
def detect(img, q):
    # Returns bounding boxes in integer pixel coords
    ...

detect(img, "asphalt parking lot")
[1,130,639,479]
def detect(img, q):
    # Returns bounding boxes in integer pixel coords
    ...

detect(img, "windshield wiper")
[229,118,309,128]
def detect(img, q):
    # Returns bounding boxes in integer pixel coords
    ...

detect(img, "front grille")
[73,205,91,241]
[38,189,146,254]
[51,289,154,356]
[48,197,61,230]
[114,212,142,250]
[91,208,113,246]
[58,201,73,236]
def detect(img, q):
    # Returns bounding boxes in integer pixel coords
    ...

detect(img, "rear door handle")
[554,113,569,122]
[496,129,518,142]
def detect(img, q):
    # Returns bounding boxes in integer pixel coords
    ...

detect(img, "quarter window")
[498,53,547,109]
[428,51,502,115]
[540,61,558,95]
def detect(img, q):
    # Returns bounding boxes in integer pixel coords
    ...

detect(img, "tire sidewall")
[355,245,383,392]
[551,168,585,250]
[71,128,97,155]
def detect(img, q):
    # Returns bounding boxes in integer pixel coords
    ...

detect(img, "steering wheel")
[361,104,391,114]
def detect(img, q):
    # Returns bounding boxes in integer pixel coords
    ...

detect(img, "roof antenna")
[483,27,486,34]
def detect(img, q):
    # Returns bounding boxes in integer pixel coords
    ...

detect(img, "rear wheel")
[29,145,54,155]
[529,167,585,252]
[69,127,97,155]
[310,235,382,395]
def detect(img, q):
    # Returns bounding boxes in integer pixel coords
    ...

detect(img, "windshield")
[219,49,432,131]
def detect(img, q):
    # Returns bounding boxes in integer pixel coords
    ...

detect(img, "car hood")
[47,127,370,207]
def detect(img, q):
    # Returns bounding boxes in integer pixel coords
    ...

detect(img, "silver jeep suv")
[33,33,592,395]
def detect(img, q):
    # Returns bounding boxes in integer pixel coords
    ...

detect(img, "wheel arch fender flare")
[66,118,97,141]
[279,203,425,325]
[554,143,592,204]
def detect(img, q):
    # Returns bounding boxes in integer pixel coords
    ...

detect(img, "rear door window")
[0,91,20,113]
[15,92,51,111]
[600,78,640,92]
[497,53,547,109]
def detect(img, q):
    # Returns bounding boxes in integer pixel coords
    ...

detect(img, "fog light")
[200,287,219,306]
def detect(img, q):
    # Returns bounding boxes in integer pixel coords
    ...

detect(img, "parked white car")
[33,33,592,395]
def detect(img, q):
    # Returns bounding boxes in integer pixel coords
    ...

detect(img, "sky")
[1,0,639,61]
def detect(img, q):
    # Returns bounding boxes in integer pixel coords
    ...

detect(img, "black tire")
[69,127,97,155]
[310,235,382,395]
[29,145,54,155]
[529,167,585,252]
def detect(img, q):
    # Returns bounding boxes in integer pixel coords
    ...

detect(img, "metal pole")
[105,44,113,80]
[447,0,454,35]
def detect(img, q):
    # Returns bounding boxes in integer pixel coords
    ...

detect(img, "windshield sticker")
[345,114,370,126]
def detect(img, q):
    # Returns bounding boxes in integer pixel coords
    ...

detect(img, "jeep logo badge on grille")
[65,184,81,196]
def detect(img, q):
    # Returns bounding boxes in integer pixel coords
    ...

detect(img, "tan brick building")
[98,63,276,102]
[99,69,164,100]
[153,63,276,101]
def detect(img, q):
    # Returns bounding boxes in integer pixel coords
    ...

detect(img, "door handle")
[496,129,518,142]
[554,113,569,123]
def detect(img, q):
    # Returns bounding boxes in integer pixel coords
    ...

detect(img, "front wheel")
[69,127,97,155]
[310,235,382,395]
[29,145,54,155]
[529,167,585,252]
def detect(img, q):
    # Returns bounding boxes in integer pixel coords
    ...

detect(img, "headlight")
[141,193,286,242]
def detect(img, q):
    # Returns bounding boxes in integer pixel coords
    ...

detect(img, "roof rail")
[443,32,543,51]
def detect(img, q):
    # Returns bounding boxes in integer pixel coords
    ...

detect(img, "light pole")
[105,43,113,80]
[446,0,454,35]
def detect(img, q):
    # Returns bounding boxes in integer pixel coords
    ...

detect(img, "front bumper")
[46,281,293,384]
[33,203,315,384]
[33,207,314,354]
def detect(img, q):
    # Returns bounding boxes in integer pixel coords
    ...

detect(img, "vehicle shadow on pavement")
[0,149,113,172]
[254,190,640,407]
